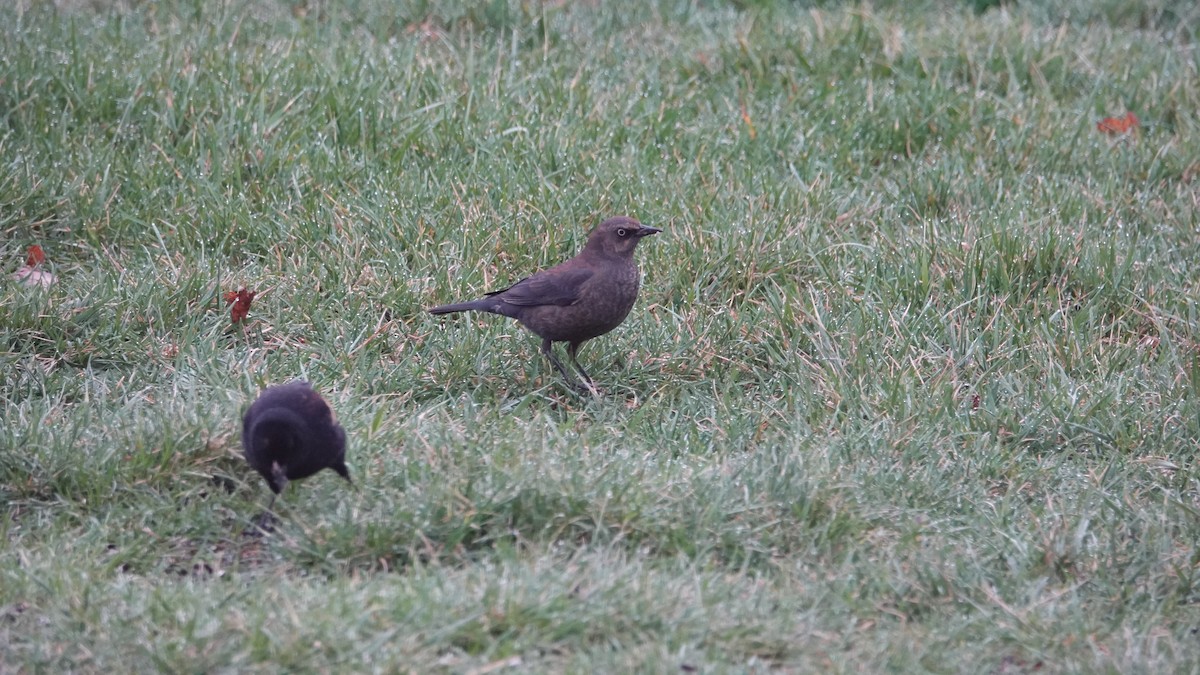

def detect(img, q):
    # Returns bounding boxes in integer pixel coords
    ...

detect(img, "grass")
[3,0,1200,671]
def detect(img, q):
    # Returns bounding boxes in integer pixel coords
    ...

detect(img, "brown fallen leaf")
[1096,111,1139,135]
[224,288,257,324]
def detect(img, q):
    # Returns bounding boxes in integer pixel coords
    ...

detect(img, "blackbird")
[241,381,350,508]
[429,216,661,391]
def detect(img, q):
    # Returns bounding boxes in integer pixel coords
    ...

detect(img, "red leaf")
[1096,111,1139,135]
[25,245,46,267]
[225,288,257,324]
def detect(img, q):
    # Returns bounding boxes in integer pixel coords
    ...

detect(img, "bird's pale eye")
[617,228,627,237]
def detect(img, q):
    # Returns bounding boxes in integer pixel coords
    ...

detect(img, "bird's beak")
[271,462,289,494]
[636,226,662,237]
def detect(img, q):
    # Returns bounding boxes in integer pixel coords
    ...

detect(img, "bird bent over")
[242,380,350,509]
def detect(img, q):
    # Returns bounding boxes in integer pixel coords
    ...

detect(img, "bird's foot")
[246,510,279,535]
[572,377,604,397]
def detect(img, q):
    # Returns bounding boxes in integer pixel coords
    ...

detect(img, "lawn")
[3,0,1200,671]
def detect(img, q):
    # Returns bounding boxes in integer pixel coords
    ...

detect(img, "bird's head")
[586,216,661,258]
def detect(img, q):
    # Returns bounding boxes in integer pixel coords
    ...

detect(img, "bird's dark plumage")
[241,381,350,507]
[429,216,661,390]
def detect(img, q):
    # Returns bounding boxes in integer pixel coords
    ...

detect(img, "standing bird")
[429,216,661,391]
[242,381,350,509]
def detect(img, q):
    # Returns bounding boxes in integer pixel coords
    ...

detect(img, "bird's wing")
[488,267,594,307]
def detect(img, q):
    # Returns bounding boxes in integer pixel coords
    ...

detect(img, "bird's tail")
[428,299,489,315]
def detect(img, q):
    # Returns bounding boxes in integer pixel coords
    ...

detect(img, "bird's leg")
[567,342,597,385]
[248,493,280,534]
[542,338,589,392]
[540,338,576,380]
[567,342,603,396]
